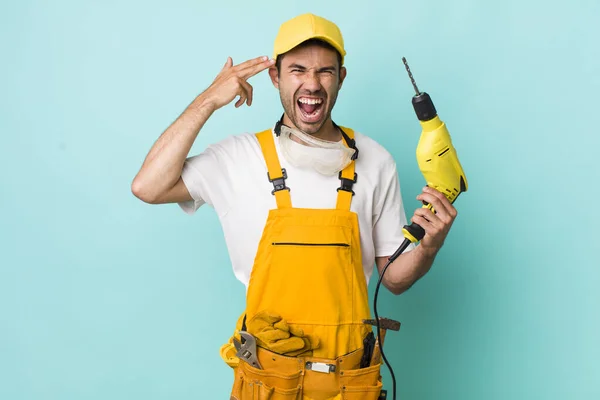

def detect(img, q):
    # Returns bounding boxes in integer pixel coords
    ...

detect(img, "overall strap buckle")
[268,168,290,195]
[337,171,357,196]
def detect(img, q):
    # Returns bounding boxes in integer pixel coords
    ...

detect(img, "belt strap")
[256,129,292,209]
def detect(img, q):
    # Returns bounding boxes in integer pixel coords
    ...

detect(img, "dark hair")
[275,38,343,72]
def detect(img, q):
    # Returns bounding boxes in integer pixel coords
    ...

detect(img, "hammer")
[363,317,401,366]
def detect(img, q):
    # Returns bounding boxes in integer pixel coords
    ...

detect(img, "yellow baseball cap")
[273,13,346,65]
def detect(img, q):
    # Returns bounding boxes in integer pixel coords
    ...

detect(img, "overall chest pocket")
[266,223,355,324]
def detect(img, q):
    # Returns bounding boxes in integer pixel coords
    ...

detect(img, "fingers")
[220,55,268,77]
[234,90,247,108]
[411,212,434,232]
[236,55,272,72]
[239,79,253,106]
[234,55,269,69]
[412,207,440,228]
[221,56,233,72]
[239,57,275,79]
[411,207,447,243]
[212,55,270,109]
[235,79,253,107]
[412,187,457,252]
[416,187,457,222]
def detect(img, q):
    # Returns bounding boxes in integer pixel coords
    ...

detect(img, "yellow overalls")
[220,124,383,400]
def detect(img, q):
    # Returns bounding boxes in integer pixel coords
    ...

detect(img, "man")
[132,12,456,400]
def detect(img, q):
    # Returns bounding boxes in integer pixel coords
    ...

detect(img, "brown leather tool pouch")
[338,361,383,400]
[229,346,383,400]
[230,357,303,400]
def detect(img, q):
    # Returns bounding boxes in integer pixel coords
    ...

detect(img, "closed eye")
[288,63,306,73]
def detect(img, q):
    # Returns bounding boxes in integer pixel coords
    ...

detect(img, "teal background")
[1,0,599,398]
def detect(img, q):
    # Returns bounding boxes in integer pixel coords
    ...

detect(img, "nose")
[302,70,321,92]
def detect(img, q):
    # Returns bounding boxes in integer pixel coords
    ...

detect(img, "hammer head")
[363,317,401,331]
[363,317,400,367]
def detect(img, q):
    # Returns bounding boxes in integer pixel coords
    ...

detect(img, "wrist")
[190,92,217,115]
[417,242,439,259]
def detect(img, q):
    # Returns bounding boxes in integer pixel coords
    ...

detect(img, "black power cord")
[373,237,413,400]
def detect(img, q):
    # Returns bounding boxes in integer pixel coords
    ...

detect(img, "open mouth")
[297,97,324,123]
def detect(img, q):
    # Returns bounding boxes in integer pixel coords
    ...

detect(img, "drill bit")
[402,57,420,95]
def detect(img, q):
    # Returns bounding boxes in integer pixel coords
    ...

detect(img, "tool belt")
[229,342,383,400]
[220,312,387,399]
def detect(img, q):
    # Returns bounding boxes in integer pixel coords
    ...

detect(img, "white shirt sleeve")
[372,158,416,257]
[177,142,234,217]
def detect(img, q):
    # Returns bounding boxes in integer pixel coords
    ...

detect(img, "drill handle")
[402,199,435,243]
[402,222,425,243]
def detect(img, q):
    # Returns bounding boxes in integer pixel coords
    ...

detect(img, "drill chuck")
[401,56,438,122]
[412,92,437,122]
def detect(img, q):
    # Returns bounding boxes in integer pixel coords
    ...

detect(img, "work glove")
[219,337,239,368]
[247,310,320,356]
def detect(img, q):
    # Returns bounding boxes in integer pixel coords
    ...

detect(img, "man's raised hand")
[202,56,275,111]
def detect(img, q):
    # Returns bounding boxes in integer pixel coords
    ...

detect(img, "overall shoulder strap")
[256,129,292,209]
[336,126,358,211]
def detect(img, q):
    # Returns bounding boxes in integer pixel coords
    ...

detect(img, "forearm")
[132,95,215,202]
[377,244,438,295]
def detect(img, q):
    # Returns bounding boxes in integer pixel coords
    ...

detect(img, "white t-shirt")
[178,127,415,288]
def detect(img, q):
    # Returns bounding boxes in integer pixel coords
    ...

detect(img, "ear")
[338,66,347,89]
[268,66,279,89]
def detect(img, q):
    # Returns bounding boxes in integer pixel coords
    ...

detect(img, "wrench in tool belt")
[233,331,263,370]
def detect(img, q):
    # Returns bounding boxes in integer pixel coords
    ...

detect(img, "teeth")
[298,98,323,105]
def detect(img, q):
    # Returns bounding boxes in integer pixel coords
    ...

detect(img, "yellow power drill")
[372,57,468,400]
[400,56,469,244]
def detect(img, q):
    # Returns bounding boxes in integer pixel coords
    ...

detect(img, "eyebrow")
[288,63,337,72]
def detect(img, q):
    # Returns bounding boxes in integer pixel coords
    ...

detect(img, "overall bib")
[221,125,383,400]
